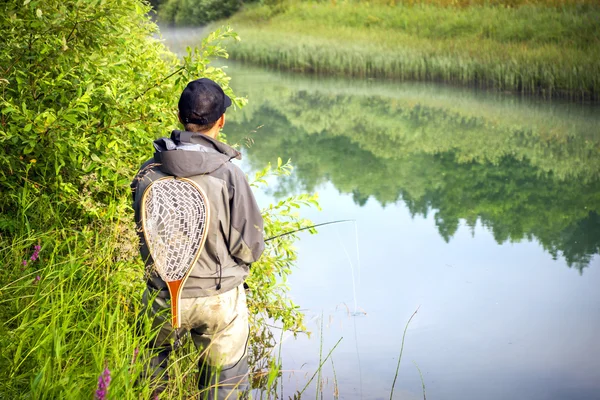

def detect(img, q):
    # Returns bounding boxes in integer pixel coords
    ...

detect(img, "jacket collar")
[170,130,241,160]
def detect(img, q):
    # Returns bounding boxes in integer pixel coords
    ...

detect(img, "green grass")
[0,223,262,399]
[223,2,600,99]
[0,164,319,398]
[0,223,157,399]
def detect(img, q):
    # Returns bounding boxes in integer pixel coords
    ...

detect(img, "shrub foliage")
[0,0,242,232]
[158,0,243,26]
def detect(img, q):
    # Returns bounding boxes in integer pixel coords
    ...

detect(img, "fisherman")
[131,78,265,399]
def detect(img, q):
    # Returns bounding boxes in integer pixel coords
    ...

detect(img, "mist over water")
[163,29,600,400]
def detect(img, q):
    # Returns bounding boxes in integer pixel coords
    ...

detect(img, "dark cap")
[178,78,232,126]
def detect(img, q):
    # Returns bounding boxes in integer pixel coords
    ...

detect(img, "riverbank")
[223,2,600,100]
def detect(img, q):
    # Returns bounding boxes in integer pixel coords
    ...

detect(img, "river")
[162,28,600,400]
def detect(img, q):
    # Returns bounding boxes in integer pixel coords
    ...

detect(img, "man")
[131,78,265,399]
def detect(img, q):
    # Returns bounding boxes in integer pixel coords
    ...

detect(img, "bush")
[0,0,244,233]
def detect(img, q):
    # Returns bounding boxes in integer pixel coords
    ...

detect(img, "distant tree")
[158,0,243,26]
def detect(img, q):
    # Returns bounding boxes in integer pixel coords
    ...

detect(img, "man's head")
[178,78,232,137]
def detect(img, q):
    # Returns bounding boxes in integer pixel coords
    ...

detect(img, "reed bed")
[224,2,600,99]
[330,0,598,8]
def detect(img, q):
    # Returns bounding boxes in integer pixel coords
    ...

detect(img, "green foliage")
[247,160,320,333]
[223,2,600,98]
[158,0,243,26]
[263,0,291,14]
[328,0,599,7]
[263,1,599,48]
[0,0,244,233]
[0,192,318,398]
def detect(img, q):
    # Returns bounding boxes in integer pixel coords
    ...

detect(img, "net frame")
[141,176,210,328]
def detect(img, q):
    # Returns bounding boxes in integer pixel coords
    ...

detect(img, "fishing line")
[335,227,359,315]
[354,220,361,296]
[353,312,364,400]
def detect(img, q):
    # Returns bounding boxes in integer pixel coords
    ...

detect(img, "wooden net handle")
[166,280,184,328]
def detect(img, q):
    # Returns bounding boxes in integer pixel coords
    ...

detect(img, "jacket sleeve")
[228,168,265,265]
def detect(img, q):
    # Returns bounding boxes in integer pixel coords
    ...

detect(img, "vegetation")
[223,67,600,271]
[0,0,315,398]
[157,0,245,27]
[359,0,597,5]
[223,1,600,99]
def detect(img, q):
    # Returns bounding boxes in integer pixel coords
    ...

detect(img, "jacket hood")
[152,130,242,177]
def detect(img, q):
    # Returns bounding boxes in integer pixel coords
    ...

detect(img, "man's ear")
[219,113,226,129]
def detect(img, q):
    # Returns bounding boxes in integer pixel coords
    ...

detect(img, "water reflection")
[159,28,600,399]
[225,67,600,271]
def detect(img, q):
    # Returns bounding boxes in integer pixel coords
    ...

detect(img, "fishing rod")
[245,219,357,289]
[265,219,355,242]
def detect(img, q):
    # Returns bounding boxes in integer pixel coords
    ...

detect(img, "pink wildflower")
[95,367,111,400]
[30,245,41,262]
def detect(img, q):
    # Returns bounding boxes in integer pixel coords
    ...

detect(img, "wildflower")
[33,275,41,284]
[21,260,27,266]
[95,367,111,400]
[132,347,139,364]
[30,245,41,262]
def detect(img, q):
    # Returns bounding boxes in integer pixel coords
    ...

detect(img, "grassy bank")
[0,0,316,397]
[223,1,600,99]
[0,169,316,398]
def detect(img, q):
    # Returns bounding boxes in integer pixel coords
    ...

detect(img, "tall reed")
[224,2,600,99]
[0,222,158,398]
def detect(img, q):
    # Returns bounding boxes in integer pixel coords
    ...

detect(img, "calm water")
[162,29,600,400]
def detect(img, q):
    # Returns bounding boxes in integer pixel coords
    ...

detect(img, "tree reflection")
[226,77,600,271]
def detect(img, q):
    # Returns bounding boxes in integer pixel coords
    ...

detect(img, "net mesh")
[143,178,209,282]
